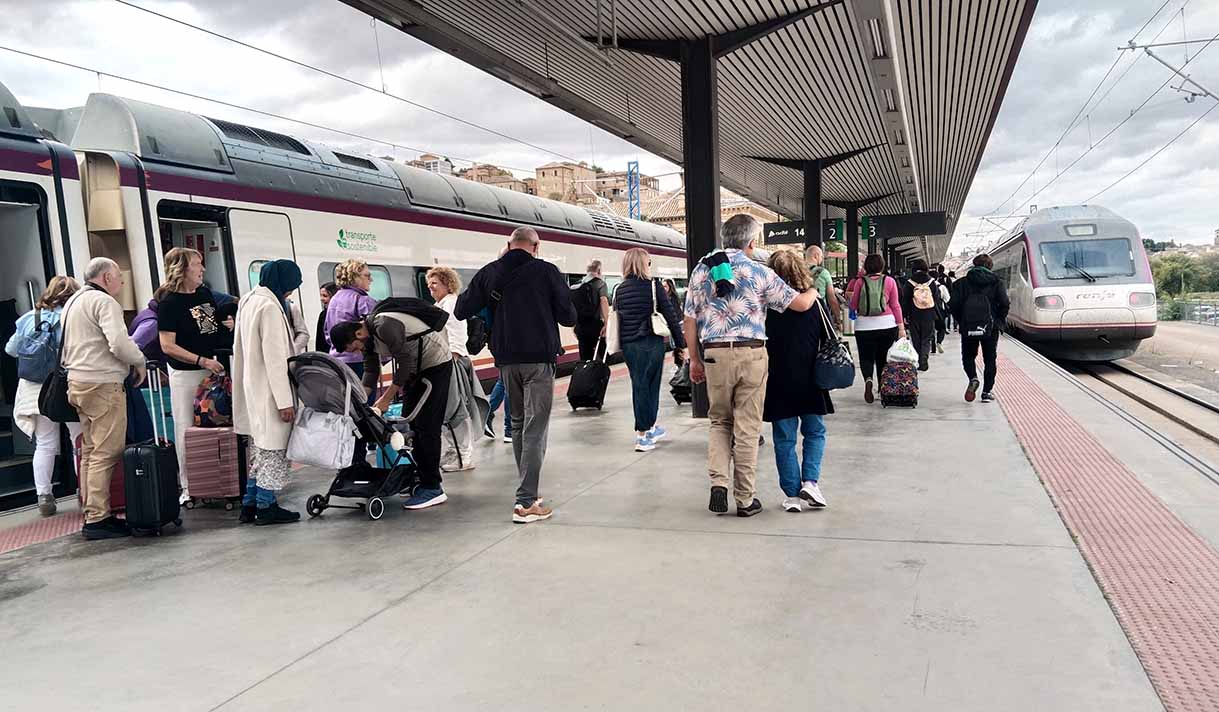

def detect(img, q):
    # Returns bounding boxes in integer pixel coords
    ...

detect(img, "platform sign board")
[866,211,948,239]
[821,218,845,244]
[762,220,807,245]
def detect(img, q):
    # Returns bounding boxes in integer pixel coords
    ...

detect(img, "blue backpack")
[15,310,60,383]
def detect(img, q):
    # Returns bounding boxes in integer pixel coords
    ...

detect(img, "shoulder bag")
[605,289,622,354]
[649,278,671,339]
[813,300,855,391]
[38,296,83,423]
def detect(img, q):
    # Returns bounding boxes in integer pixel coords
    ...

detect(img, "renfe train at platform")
[0,80,689,383]
[990,205,1157,362]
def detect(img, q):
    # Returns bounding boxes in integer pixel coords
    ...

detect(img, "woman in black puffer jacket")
[615,248,686,452]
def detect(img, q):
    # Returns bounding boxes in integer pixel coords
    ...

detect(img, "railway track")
[1006,338,1219,488]
[1073,361,1219,447]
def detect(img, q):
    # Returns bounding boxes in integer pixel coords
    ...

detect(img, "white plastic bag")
[886,337,919,365]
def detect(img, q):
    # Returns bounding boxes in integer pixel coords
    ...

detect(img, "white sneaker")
[503,435,513,444]
[799,482,827,508]
[634,434,656,452]
[179,491,192,506]
[441,461,476,472]
[782,496,802,512]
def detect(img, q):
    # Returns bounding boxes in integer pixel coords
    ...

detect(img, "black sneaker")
[980,392,995,403]
[238,505,257,524]
[736,498,763,517]
[483,421,495,439]
[82,516,131,540]
[255,504,301,526]
[965,378,980,402]
[709,486,728,514]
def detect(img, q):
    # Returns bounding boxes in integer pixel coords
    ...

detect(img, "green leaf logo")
[336,228,348,249]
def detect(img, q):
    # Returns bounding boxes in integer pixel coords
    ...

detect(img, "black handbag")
[37,294,81,423]
[813,300,856,391]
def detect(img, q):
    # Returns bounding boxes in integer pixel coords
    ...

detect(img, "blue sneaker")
[403,488,448,510]
[634,434,656,452]
[646,425,667,442]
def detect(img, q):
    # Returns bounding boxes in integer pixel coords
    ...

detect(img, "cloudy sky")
[1,0,1216,253]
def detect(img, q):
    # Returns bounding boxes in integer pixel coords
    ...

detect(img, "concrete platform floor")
[0,338,1161,711]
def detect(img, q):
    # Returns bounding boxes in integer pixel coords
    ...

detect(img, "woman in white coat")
[4,277,82,516]
[233,260,302,526]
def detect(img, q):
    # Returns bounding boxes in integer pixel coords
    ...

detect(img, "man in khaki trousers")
[63,258,146,540]
[683,216,819,517]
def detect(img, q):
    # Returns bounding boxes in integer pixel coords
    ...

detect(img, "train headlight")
[1034,295,1064,309]
[1128,292,1156,307]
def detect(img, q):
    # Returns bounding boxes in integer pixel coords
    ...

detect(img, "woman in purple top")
[324,259,378,379]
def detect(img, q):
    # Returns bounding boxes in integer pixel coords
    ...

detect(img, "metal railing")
[1167,300,1219,325]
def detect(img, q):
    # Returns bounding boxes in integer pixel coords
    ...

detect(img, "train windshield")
[1040,238,1134,280]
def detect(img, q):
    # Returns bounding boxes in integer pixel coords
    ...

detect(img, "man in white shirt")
[63,257,146,540]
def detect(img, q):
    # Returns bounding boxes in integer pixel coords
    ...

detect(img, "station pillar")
[846,205,860,278]
[803,160,822,247]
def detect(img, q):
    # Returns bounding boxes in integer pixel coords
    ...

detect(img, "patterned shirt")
[684,249,798,343]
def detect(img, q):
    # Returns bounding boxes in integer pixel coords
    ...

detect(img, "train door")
[0,180,74,511]
[156,202,295,298]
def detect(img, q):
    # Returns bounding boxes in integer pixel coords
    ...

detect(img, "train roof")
[27,90,686,251]
[996,205,1139,251]
[0,81,44,141]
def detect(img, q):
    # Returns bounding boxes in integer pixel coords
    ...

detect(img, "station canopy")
[344,0,1036,261]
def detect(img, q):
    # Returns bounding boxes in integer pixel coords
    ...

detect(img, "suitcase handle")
[145,363,170,445]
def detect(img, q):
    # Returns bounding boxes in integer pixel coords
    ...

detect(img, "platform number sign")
[861,216,878,242]
[762,220,807,245]
[821,218,844,243]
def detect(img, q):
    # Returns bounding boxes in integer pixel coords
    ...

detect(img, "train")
[0,79,688,510]
[990,205,1157,362]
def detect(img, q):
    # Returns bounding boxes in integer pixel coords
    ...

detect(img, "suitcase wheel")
[367,497,385,521]
[306,494,326,518]
[174,519,182,527]
[183,499,196,510]
[224,501,235,511]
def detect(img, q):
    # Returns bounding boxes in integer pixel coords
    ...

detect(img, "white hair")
[84,257,120,283]
[805,244,824,261]
[721,214,760,250]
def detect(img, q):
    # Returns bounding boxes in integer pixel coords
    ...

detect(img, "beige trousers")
[703,345,769,506]
[67,381,127,524]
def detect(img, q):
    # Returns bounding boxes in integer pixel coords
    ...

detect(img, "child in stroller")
[288,352,430,520]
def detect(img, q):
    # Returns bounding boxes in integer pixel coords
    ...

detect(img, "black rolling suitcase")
[567,338,610,410]
[123,365,182,535]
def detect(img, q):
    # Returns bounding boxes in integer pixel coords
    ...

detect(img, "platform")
[4,335,1219,711]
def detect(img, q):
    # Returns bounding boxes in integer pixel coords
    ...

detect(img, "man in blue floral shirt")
[683,215,820,517]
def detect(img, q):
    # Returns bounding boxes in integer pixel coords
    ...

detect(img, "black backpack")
[961,289,994,337]
[571,279,602,322]
[370,297,449,334]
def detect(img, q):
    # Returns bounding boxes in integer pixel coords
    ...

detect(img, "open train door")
[226,209,295,294]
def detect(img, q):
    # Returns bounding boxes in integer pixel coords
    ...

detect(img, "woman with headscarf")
[232,260,303,525]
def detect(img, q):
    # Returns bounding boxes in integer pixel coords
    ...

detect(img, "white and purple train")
[0,80,688,508]
[989,205,1157,362]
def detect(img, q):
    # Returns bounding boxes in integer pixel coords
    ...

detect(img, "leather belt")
[703,340,765,349]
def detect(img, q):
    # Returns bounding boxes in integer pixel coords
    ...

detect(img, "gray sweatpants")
[501,362,555,507]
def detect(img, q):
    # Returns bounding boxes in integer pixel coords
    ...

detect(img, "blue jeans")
[623,335,665,433]
[771,414,826,497]
[242,479,277,508]
[487,378,512,437]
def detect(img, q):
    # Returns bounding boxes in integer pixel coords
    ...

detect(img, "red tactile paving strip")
[995,354,1219,711]
[0,511,83,556]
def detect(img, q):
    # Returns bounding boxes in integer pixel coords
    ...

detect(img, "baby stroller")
[287,352,429,521]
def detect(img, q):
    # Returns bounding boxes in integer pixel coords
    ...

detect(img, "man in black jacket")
[950,253,1010,404]
[455,226,577,523]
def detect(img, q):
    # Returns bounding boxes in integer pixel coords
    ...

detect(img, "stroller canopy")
[287,352,388,442]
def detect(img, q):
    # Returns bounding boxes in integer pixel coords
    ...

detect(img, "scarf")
[258,260,303,315]
[700,251,735,298]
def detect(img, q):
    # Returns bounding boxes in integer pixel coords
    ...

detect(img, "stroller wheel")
[306,494,326,518]
[367,497,385,521]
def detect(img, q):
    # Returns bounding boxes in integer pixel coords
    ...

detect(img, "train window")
[1040,239,1135,280]
[248,260,265,290]
[317,261,393,300]
[1020,248,1030,282]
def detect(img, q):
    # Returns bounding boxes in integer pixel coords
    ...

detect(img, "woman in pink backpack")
[848,254,905,403]
[899,259,942,372]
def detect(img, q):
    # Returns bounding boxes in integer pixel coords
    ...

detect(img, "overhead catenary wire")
[984,0,1182,218]
[0,44,543,175]
[108,0,586,165]
[1082,100,1217,203]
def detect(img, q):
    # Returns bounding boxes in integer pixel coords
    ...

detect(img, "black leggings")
[961,333,1000,393]
[855,327,898,382]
